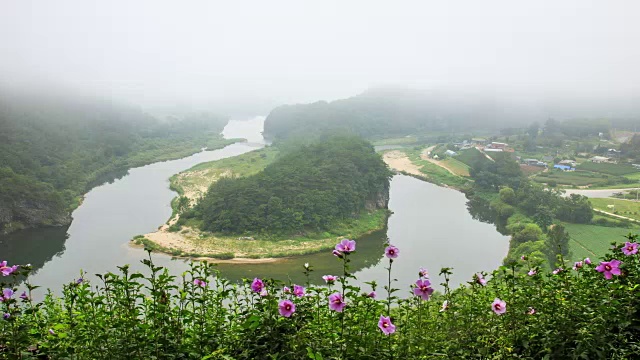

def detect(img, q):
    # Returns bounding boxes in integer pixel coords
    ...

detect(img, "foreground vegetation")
[2,234,639,359]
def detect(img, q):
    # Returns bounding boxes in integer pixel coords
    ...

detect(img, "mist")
[1,1,639,116]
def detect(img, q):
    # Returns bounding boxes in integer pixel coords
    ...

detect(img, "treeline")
[465,151,593,266]
[189,136,392,235]
[264,88,547,141]
[0,89,230,232]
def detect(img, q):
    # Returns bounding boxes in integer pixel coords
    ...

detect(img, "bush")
[1,236,640,359]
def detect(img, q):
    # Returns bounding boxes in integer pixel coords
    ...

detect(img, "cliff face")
[0,199,71,234]
[365,185,390,211]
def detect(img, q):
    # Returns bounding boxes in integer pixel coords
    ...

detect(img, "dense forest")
[263,88,640,142]
[0,89,232,233]
[190,136,392,235]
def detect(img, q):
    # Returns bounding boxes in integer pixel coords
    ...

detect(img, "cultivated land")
[564,222,638,261]
[138,146,390,260]
[590,198,640,222]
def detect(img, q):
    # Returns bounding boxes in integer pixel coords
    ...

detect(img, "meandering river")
[0,117,508,297]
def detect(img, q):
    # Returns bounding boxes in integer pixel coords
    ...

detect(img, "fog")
[1,1,639,115]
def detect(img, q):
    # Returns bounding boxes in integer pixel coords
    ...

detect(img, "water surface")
[0,116,508,297]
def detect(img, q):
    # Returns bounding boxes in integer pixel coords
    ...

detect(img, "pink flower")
[573,261,583,271]
[622,242,639,256]
[527,307,536,315]
[48,329,55,335]
[384,245,399,259]
[2,313,9,320]
[259,289,268,297]
[251,278,264,293]
[378,315,396,335]
[584,257,592,265]
[278,299,296,317]
[418,267,429,279]
[475,273,487,286]
[520,255,527,261]
[332,250,343,258]
[283,286,291,293]
[367,291,376,299]
[1,289,13,302]
[552,268,563,275]
[19,291,28,300]
[335,239,356,254]
[413,279,434,300]
[527,269,537,276]
[491,298,506,315]
[322,275,337,284]
[440,300,449,312]
[193,279,207,287]
[328,292,346,312]
[596,259,622,280]
[293,285,305,297]
[0,261,18,277]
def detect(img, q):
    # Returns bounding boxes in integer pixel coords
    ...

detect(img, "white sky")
[1,1,639,112]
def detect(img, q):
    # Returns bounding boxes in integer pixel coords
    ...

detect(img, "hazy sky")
[1,1,639,112]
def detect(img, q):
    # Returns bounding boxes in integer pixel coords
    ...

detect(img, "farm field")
[372,136,418,146]
[456,147,490,168]
[563,222,638,262]
[576,162,639,176]
[533,170,610,186]
[589,198,640,221]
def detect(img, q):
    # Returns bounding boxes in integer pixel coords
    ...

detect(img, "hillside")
[0,89,233,233]
[191,136,392,235]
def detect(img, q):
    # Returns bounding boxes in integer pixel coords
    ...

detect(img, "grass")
[590,198,640,221]
[563,222,638,262]
[371,136,418,146]
[402,148,470,188]
[169,146,279,201]
[442,157,471,176]
[576,162,639,176]
[456,147,490,168]
[533,170,610,186]
[145,209,390,259]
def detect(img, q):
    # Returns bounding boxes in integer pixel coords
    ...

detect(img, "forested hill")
[191,136,392,235]
[263,88,541,141]
[263,88,640,142]
[0,89,232,233]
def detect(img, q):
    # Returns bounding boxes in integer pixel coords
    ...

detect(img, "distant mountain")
[263,88,640,141]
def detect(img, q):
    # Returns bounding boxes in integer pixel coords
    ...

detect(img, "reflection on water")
[1,116,509,299]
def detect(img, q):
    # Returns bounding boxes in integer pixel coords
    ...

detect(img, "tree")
[545,224,571,267]
[499,187,516,205]
[533,205,554,232]
[511,223,544,245]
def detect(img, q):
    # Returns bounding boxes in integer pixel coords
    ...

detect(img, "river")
[0,117,508,297]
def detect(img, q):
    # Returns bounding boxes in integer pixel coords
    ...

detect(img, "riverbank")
[133,209,390,260]
[381,148,471,190]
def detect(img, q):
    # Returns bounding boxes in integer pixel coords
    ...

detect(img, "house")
[553,164,574,171]
[590,156,613,163]
[484,148,503,153]
[486,142,508,150]
[445,150,458,156]
[524,159,539,166]
[559,159,577,167]
[471,138,487,145]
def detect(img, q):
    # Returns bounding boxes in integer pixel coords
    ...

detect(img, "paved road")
[564,188,640,198]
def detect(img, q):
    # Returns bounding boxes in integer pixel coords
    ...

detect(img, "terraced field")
[564,222,638,261]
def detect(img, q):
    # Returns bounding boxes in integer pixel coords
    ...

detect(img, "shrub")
[1,236,639,358]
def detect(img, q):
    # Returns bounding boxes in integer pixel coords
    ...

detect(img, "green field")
[456,147,490,168]
[169,146,279,199]
[372,136,418,146]
[577,162,639,176]
[563,222,637,262]
[533,170,610,186]
[403,148,470,188]
[442,157,471,176]
[590,198,640,221]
